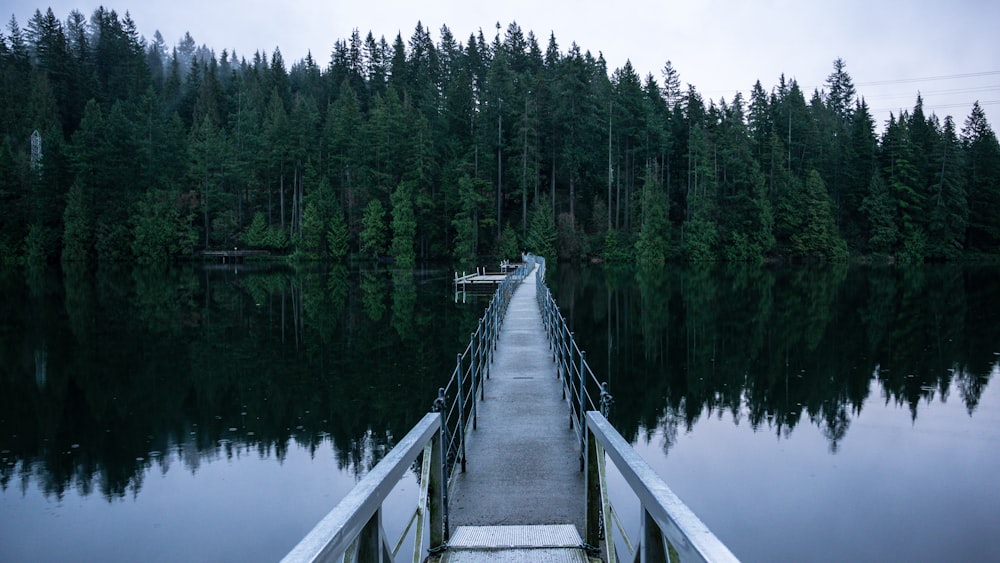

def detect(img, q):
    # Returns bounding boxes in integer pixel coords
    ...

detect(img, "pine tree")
[360,198,387,260]
[297,201,324,258]
[962,101,1000,251]
[327,205,349,260]
[789,170,848,259]
[131,188,196,264]
[242,211,269,247]
[635,167,670,264]
[498,223,519,261]
[61,180,92,263]
[824,57,856,124]
[926,116,967,259]
[390,181,416,267]
[881,113,925,257]
[681,121,718,261]
[860,171,898,255]
[525,200,556,261]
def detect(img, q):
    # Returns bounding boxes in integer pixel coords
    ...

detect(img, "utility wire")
[857,70,1000,86]
[862,84,1000,100]
[871,99,1000,114]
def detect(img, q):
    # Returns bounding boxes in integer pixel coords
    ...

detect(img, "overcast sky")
[8,1,1000,131]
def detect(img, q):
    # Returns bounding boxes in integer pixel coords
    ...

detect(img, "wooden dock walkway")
[282,256,738,563]
[446,266,585,535]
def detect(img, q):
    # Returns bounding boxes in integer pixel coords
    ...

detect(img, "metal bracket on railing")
[432,388,446,412]
[599,382,614,417]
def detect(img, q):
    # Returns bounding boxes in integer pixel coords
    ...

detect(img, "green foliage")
[603,229,632,262]
[360,199,387,260]
[897,227,928,263]
[0,13,996,263]
[452,175,488,265]
[244,212,289,251]
[390,182,417,267]
[327,206,349,261]
[61,181,92,263]
[525,201,557,262]
[497,223,519,262]
[557,213,582,261]
[25,224,58,265]
[95,222,133,262]
[452,213,476,265]
[266,225,289,251]
[296,202,324,259]
[860,172,898,256]
[635,169,670,265]
[962,102,1000,252]
[681,215,718,261]
[788,170,848,260]
[242,212,269,248]
[131,189,197,264]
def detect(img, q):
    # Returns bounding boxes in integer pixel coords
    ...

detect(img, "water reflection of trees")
[0,265,479,501]
[557,263,998,453]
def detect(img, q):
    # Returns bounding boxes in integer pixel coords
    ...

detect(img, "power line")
[862,84,1000,101]
[700,71,1000,97]
[870,99,1000,114]
[857,70,1000,87]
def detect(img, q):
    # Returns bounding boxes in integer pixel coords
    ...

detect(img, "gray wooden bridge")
[443,267,586,561]
[283,256,738,563]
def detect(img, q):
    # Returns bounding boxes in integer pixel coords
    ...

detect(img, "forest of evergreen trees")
[1,7,998,266]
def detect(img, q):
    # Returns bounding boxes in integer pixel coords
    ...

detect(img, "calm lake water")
[1,262,998,562]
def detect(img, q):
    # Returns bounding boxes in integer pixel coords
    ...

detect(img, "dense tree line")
[1,8,998,265]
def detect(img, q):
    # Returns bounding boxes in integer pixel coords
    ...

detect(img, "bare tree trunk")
[522,115,528,232]
[569,175,576,220]
[608,103,613,231]
[203,175,210,248]
[497,102,503,240]
[550,150,556,213]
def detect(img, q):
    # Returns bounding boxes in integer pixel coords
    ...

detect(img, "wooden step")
[440,525,593,563]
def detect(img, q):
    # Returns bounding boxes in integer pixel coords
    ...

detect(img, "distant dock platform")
[202,249,271,263]
[454,261,521,300]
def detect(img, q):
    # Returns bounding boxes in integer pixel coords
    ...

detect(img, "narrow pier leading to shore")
[446,267,584,534]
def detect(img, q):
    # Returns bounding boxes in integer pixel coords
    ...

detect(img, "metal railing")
[533,256,738,562]
[282,259,532,563]
[281,413,446,563]
[285,255,737,562]
[435,257,532,480]
[585,412,739,563]
[534,255,612,460]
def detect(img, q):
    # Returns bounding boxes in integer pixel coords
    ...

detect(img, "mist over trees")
[1,7,998,265]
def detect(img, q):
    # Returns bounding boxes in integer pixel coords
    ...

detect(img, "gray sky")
[8,1,1000,130]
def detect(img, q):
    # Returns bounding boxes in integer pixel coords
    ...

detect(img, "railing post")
[552,304,559,361]
[478,320,486,395]
[559,324,566,398]
[486,304,493,378]
[429,413,448,549]
[585,425,602,545]
[471,332,478,430]
[579,349,586,462]
[456,353,466,473]
[491,293,501,352]
[640,506,668,563]
[356,507,391,562]
[566,332,573,427]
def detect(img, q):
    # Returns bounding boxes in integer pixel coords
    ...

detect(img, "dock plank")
[447,268,584,535]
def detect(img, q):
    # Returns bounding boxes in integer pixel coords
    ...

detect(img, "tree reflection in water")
[551,263,997,454]
[0,264,479,501]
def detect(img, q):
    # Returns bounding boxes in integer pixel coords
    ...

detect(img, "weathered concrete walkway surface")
[447,267,584,535]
